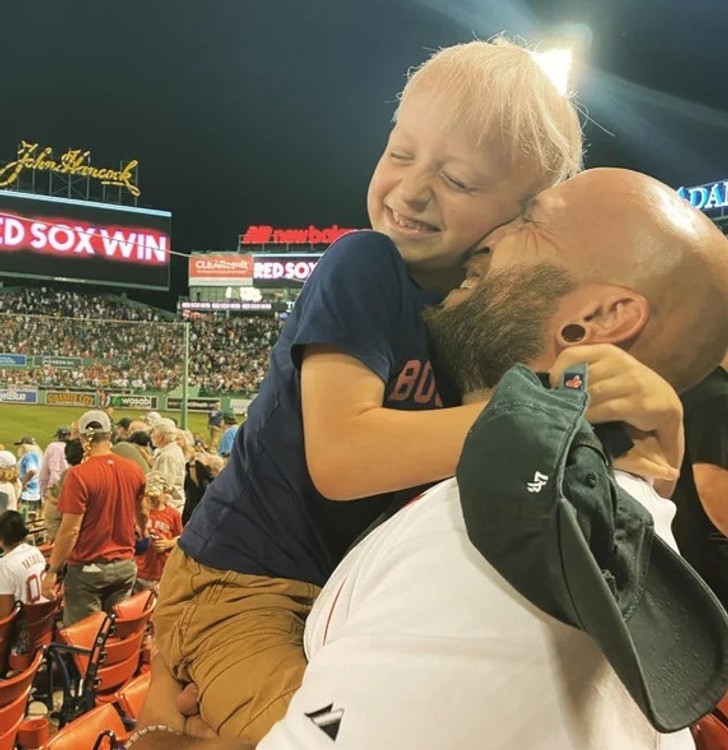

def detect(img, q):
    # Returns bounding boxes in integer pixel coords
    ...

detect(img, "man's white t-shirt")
[0,542,47,604]
[260,472,694,750]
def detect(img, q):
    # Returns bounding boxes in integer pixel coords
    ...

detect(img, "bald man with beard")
[134,169,728,750]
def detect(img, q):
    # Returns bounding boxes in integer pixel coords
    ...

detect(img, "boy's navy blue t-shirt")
[179,230,444,586]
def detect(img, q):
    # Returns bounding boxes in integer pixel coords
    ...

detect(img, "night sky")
[3,0,728,308]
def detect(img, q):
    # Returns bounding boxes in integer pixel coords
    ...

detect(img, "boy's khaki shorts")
[154,547,320,743]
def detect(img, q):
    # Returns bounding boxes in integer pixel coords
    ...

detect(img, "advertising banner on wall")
[166,397,218,412]
[0,190,171,290]
[0,353,27,366]
[229,397,253,415]
[45,390,96,407]
[34,356,82,368]
[0,388,37,404]
[240,224,353,246]
[677,180,728,212]
[251,253,322,287]
[106,393,158,410]
[178,300,283,313]
[188,254,254,286]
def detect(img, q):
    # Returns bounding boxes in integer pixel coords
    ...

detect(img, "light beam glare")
[530,48,573,95]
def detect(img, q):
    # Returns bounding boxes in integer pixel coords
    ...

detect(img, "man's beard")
[422,263,576,397]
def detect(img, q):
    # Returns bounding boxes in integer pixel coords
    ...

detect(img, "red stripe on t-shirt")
[322,578,347,647]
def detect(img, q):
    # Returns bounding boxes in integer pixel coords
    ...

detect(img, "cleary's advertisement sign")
[188,254,254,286]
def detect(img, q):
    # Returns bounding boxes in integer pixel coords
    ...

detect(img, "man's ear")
[556,287,650,348]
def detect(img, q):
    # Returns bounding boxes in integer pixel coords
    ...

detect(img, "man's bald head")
[127,420,148,435]
[425,168,728,396]
[531,168,728,390]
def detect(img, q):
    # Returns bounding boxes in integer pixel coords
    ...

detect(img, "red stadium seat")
[693,713,728,750]
[8,597,62,671]
[112,589,156,622]
[0,648,44,707]
[0,602,21,676]
[716,691,728,723]
[44,702,129,749]
[0,689,32,743]
[46,612,114,726]
[114,671,151,721]
[48,607,149,725]
[0,714,24,750]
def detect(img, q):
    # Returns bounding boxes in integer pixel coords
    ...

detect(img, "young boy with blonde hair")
[134,471,183,592]
[147,37,680,745]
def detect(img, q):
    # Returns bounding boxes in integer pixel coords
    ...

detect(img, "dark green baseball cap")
[457,364,728,733]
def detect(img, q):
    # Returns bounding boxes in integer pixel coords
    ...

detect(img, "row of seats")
[1,580,725,748]
[0,587,155,749]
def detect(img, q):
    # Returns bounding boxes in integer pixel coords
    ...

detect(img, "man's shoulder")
[111,441,138,457]
[682,367,728,411]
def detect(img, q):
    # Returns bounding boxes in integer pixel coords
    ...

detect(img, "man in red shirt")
[41,410,148,625]
[135,471,183,591]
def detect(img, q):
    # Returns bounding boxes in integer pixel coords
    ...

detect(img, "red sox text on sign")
[0,212,167,264]
[252,254,322,283]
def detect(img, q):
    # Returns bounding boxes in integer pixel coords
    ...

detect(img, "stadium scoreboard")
[0,189,171,290]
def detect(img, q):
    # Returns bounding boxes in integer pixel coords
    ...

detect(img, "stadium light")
[531,47,574,95]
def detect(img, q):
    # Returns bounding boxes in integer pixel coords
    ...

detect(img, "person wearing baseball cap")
[217,409,238,459]
[14,436,41,519]
[40,409,148,625]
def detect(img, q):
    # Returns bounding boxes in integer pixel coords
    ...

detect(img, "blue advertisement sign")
[0,353,27,366]
[677,180,728,212]
[34,356,82,368]
[0,388,37,404]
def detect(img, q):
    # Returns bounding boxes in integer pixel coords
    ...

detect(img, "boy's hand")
[549,344,684,490]
[138,655,218,738]
[153,537,175,553]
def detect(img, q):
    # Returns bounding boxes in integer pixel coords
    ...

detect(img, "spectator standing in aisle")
[208,401,223,452]
[0,451,20,512]
[183,449,224,525]
[39,426,70,499]
[15,437,41,519]
[134,472,183,591]
[114,417,134,441]
[217,410,238,459]
[40,410,148,625]
[150,419,186,511]
[43,438,84,542]
[112,420,154,474]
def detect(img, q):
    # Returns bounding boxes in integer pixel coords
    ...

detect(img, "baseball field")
[0,404,210,452]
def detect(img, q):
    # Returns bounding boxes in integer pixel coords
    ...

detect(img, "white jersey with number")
[259,472,694,750]
[0,543,47,604]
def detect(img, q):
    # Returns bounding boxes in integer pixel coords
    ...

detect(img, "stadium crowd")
[0,287,283,395]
